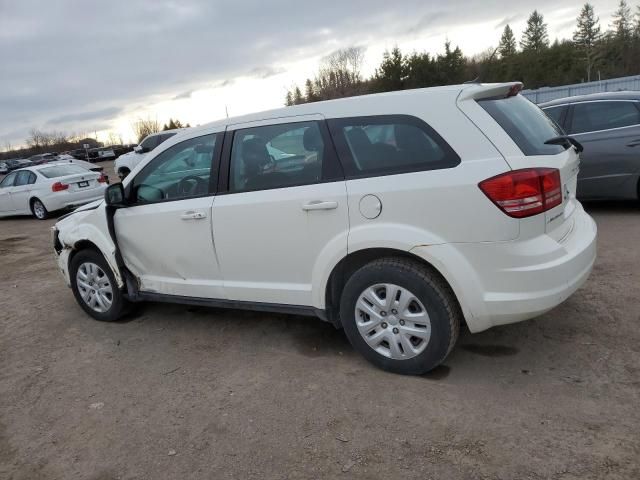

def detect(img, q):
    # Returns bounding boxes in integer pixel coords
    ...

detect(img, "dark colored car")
[28,153,58,165]
[540,92,640,200]
[4,158,33,171]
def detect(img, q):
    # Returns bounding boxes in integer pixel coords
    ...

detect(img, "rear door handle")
[302,201,338,211]
[626,139,640,147]
[180,210,207,220]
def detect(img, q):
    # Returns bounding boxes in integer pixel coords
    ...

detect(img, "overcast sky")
[0,0,619,147]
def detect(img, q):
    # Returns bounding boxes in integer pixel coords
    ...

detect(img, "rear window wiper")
[544,135,584,153]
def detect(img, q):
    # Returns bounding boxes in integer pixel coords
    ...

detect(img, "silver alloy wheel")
[33,200,46,219]
[355,283,431,360]
[76,262,113,313]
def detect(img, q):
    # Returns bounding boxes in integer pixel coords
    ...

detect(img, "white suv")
[52,83,597,374]
[113,130,181,179]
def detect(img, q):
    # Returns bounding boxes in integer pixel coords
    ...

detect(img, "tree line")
[1,117,191,161]
[286,1,640,106]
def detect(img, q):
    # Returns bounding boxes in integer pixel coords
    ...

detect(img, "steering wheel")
[177,175,207,196]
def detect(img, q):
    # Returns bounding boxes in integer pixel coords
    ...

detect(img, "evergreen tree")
[633,5,640,37]
[374,47,406,91]
[498,25,517,58]
[521,10,549,52]
[437,41,466,84]
[285,91,294,106]
[611,0,633,40]
[292,86,304,105]
[573,3,602,81]
[304,78,317,102]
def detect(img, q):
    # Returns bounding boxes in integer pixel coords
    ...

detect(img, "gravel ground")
[1,180,639,479]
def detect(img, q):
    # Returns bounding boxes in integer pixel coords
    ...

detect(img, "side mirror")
[134,145,146,153]
[105,183,126,207]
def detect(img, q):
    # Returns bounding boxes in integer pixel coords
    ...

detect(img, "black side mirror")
[105,183,126,207]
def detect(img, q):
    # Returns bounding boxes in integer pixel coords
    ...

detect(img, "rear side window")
[543,106,567,128]
[569,101,640,134]
[14,170,33,186]
[479,95,564,155]
[328,115,460,178]
[39,165,87,178]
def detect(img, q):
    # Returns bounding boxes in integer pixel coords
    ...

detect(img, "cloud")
[47,107,123,125]
[172,90,194,100]
[0,0,615,144]
[495,15,522,30]
[247,66,286,79]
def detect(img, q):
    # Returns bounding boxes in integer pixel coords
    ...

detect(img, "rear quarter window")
[479,95,564,156]
[328,115,460,178]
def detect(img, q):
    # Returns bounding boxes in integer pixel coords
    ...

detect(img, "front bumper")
[412,204,597,332]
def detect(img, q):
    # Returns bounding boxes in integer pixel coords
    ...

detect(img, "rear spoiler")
[457,82,524,102]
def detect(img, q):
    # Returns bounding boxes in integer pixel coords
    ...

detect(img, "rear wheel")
[70,249,129,322]
[31,198,49,220]
[340,257,461,375]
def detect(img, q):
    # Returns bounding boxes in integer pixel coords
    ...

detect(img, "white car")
[0,164,108,219]
[52,82,597,374]
[114,130,181,179]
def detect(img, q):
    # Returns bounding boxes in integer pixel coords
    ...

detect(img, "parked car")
[3,158,33,171]
[0,164,108,219]
[87,147,116,162]
[70,148,89,160]
[114,130,181,179]
[52,82,596,375]
[28,153,59,165]
[540,92,640,200]
[49,157,109,182]
[0,162,8,174]
[111,144,136,158]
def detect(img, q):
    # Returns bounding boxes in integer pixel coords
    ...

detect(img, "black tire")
[30,198,49,220]
[69,249,129,322]
[339,257,461,375]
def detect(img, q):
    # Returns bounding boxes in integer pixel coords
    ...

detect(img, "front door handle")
[302,201,338,211]
[180,211,207,220]
[626,139,640,147]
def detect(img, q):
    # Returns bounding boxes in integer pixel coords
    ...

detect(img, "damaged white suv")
[53,83,597,375]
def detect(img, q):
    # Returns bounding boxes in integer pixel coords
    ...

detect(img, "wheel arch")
[323,247,465,328]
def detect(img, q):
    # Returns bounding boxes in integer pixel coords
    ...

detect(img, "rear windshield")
[478,95,564,156]
[39,165,87,178]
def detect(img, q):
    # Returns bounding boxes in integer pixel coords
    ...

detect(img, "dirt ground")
[1,165,639,478]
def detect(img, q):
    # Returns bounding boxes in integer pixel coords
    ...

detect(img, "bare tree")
[132,117,160,143]
[107,131,123,146]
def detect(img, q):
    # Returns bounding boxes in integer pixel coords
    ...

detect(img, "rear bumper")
[411,204,597,332]
[44,186,106,212]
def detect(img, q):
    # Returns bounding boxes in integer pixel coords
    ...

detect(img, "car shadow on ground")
[121,301,533,381]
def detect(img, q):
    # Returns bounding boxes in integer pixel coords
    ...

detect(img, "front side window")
[229,122,331,193]
[569,101,640,134]
[0,171,17,188]
[478,95,564,156]
[329,115,460,177]
[132,134,216,203]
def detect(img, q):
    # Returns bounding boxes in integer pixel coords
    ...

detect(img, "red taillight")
[506,83,523,97]
[98,174,107,183]
[479,168,562,218]
[51,182,69,192]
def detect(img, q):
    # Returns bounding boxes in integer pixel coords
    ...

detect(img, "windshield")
[478,95,564,156]
[39,165,88,178]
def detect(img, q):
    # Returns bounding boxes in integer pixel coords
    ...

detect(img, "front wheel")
[340,258,461,375]
[70,249,129,321]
